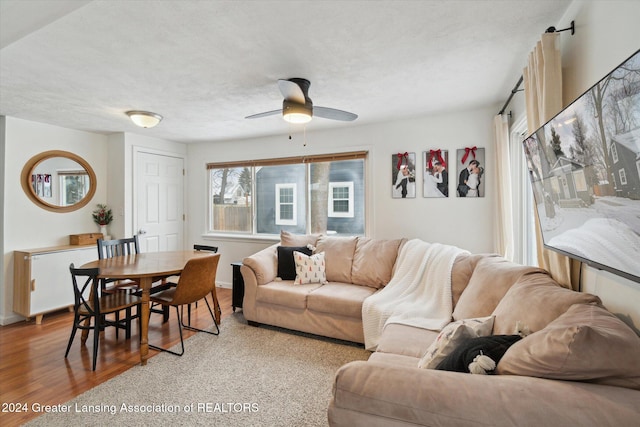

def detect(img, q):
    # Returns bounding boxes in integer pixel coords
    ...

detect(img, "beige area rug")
[26,313,370,426]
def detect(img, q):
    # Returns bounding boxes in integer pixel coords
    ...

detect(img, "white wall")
[0,117,6,323]
[1,117,108,324]
[187,106,498,287]
[508,0,640,332]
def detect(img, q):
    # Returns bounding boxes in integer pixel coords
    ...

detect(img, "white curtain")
[493,114,514,260]
[523,32,581,290]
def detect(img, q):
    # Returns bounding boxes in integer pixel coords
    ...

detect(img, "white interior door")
[135,151,184,252]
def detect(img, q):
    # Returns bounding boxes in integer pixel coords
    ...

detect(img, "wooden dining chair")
[96,236,142,336]
[97,236,170,327]
[148,254,221,356]
[65,264,142,371]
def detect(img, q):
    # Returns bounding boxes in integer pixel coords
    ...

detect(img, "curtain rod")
[497,21,575,116]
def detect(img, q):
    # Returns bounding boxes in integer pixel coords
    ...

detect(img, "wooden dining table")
[80,250,220,366]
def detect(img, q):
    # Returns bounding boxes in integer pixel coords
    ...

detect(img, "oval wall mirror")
[21,150,97,213]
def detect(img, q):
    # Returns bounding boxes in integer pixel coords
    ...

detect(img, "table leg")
[139,276,151,366]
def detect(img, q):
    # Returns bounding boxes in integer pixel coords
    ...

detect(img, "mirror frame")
[21,150,97,213]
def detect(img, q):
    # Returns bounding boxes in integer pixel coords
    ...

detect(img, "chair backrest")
[97,236,140,259]
[194,244,218,253]
[170,254,220,306]
[69,263,101,315]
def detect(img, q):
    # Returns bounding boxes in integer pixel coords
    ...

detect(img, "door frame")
[132,146,187,250]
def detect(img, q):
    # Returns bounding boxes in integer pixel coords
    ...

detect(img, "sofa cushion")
[497,303,640,390]
[293,251,327,285]
[453,255,545,321]
[315,236,358,283]
[255,281,322,309]
[307,283,377,318]
[280,230,321,247]
[418,316,494,369]
[351,238,404,288]
[491,274,601,335]
[376,323,439,359]
[277,246,312,280]
[450,253,484,309]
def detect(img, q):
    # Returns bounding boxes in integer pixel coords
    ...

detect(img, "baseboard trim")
[0,313,25,326]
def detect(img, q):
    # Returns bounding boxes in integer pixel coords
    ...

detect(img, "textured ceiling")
[0,0,571,143]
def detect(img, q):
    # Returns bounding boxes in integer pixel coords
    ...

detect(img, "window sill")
[200,233,280,245]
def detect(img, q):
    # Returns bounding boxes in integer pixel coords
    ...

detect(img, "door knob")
[138,229,147,235]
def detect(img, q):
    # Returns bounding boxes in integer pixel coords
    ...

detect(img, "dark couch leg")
[247,320,261,327]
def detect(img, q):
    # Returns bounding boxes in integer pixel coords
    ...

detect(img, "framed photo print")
[423,150,449,197]
[456,147,485,197]
[392,152,416,198]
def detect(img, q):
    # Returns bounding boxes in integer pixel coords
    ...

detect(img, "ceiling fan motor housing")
[283,99,313,117]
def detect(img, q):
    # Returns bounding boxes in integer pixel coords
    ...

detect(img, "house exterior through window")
[329,182,354,217]
[207,151,367,236]
[275,183,297,225]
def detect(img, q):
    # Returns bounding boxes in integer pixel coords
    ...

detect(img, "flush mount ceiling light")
[126,110,163,128]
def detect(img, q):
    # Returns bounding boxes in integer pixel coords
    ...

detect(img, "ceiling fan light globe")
[283,112,312,124]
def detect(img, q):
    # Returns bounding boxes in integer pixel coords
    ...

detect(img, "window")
[619,168,627,185]
[275,184,297,225]
[611,143,619,163]
[209,167,252,233]
[510,119,537,266]
[59,171,89,206]
[207,151,367,236]
[328,182,354,217]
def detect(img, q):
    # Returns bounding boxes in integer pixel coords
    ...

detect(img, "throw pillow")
[277,246,313,280]
[490,276,601,335]
[280,230,321,247]
[293,251,328,285]
[496,303,640,390]
[436,335,522,374]
[418,316,494,369]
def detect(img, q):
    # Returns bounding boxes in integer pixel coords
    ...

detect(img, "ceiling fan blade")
[245,109,282,119]
[278,79,306,104]
[313,106,358,121]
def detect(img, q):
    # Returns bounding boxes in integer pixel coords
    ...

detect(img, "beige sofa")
[328,254,640,427]
[242,233,640,426]
[241,231,405,343]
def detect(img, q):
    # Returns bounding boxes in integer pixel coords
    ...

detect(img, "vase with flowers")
[92,203,113,239]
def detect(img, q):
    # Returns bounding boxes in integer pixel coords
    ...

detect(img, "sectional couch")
[241,232,640,426]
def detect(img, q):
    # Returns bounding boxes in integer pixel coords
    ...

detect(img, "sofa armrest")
[242,243,279,286]
[329,361,640,427]
[241,243,278,321]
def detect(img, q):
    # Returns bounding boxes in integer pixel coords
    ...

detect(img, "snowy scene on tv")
[523,50,640,281]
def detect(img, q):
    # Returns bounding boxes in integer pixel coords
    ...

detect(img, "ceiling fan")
[245,78,358,123]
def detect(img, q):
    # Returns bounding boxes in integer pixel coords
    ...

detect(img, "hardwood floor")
[0,287,233,427]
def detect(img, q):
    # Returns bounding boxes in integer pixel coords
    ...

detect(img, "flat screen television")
[522,49,640,283]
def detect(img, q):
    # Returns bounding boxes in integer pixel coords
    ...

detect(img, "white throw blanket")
[362,239,468,351]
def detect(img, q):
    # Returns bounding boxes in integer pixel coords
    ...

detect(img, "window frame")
[619,168,627,185]
[206,151,367,237]
[275,183,297,225]
[611,143,619,163]
[510,117,537,267]
[328,181,354,218]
